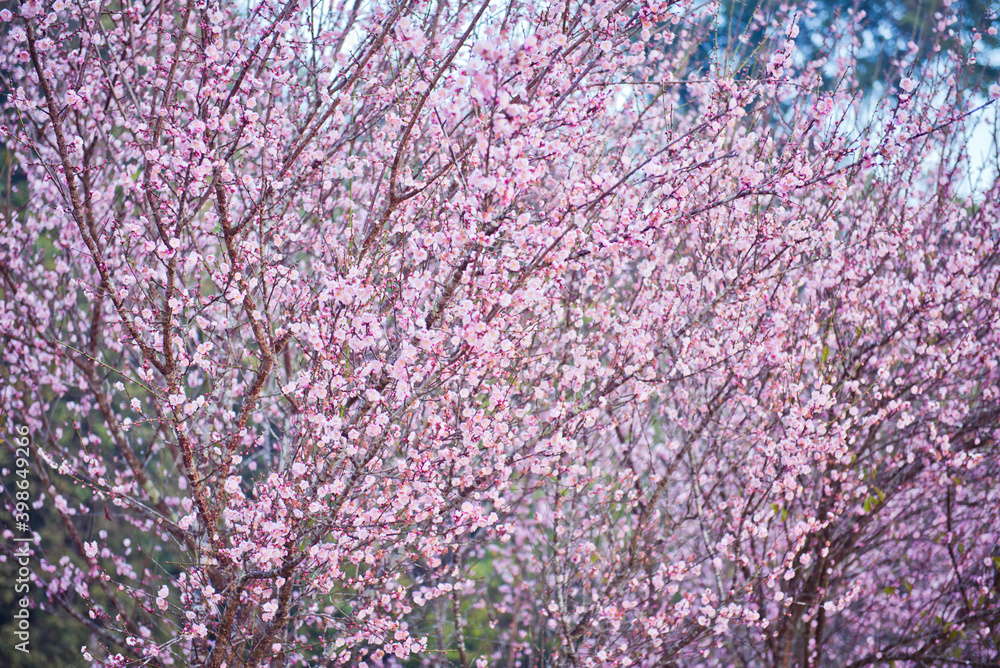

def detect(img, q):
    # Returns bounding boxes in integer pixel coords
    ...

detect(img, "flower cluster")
[1,0,998,666]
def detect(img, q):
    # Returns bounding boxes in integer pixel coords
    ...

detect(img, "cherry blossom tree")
[1,0,999,666]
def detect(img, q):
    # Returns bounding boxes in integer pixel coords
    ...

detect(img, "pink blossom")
[20,1,41,19]
[3,1,998,666]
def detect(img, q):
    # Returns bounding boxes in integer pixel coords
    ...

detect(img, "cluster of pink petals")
[1,0,998,666]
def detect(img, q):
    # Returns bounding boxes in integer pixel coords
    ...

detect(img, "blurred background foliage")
[705,0,999,89]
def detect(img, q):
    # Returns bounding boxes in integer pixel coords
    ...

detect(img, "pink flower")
[20,1,41,19]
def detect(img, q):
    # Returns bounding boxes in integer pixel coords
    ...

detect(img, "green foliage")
[0,443,88,668]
